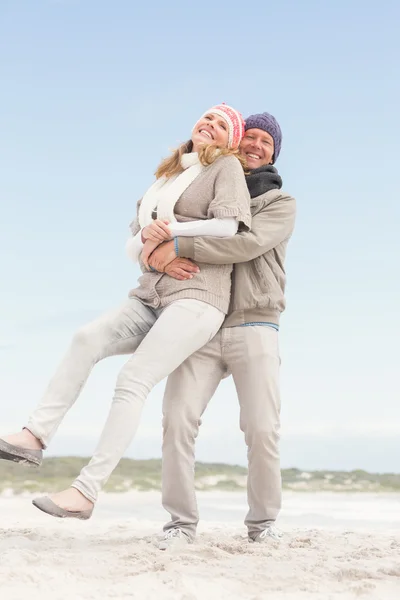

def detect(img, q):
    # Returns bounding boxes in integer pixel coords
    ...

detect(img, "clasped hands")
[141,220,200,281]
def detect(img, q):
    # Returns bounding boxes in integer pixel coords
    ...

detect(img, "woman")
[0,104,251,519]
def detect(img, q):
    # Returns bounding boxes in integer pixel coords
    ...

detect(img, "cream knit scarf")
[138,152,204,227]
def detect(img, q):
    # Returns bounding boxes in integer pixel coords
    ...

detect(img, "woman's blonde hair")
[155,140,248,179]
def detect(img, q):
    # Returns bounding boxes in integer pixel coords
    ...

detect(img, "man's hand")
[148,240,200,280]
[164,258,200,281]
[148,240,178,272]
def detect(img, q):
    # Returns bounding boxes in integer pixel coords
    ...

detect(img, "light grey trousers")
[26,298,224,503]
[162,325,281,540]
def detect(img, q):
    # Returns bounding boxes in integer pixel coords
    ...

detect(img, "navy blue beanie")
[245,112,282,163]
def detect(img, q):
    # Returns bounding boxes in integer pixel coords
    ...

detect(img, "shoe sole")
[32,497,93,520]
[0,443,42,467]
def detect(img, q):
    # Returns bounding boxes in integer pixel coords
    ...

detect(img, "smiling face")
[240,128,275,169]
[191,113,230,152]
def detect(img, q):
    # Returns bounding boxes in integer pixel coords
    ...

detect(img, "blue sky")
[0,0,399,472]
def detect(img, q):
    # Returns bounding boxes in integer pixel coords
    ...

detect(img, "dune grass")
[1,458,399,494]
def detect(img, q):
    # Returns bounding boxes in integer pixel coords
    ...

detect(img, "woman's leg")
[161,333,225,542]
[227,326,281,540]
[71,299,224,504]
[3,299,157,449]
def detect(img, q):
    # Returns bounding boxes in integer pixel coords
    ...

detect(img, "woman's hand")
[141,220,172,244]
[141,239,161,269]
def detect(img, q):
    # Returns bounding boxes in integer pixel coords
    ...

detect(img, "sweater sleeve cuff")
[211,207,251,232]
[177,236,195,259]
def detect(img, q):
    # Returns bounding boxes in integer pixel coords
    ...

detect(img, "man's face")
[240,128,275,169]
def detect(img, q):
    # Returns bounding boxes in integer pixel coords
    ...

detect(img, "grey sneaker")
[252,525,283,543]
[158,528,190,551]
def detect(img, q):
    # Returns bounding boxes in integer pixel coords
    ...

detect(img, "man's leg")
[72,299,224,503]
[161,333,225,542]
[227,326,281,540]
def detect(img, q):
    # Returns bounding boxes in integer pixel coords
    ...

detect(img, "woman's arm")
[140,217,238,268]
[206,155,251,231]
[170,217,238,237]
[126,198,143,262]
[126,217,238,264]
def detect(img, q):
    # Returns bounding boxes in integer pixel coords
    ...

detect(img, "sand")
[0,491,399,599]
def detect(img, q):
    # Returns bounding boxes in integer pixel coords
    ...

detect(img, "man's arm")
[177,194,296,264]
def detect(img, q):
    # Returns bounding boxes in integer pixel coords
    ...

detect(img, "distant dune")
[1,458,399,494]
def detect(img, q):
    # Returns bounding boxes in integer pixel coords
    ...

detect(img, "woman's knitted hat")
[245,112,282,162]
[195,104,245,149]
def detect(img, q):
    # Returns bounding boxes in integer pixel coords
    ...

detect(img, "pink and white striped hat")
[195,103,245,149]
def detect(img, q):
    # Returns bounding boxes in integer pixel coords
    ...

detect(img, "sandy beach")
[1,490,399,599]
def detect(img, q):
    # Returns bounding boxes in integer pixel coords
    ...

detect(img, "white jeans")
[26,298,224,502]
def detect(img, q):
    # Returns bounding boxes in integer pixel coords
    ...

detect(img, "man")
[148,112,296,550]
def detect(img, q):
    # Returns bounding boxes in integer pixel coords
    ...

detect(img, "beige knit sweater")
[129,154,251,314]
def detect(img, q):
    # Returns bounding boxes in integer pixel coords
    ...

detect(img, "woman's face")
[240,128,275,169]
[192,113,229,152]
